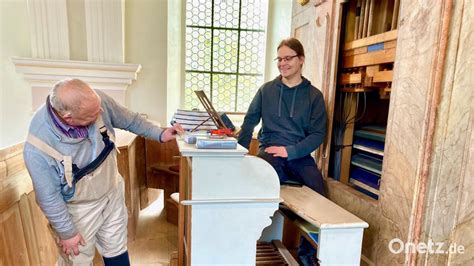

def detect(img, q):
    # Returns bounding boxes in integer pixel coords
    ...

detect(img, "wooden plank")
[280,186,368,228]
[391,0,400,30]
[0,167,33,213]
[367,0,375,36]
[0,204,30,265]
[338,73,362,85]
[345,0,357,42]
[0,161,6,180]
[366,65,382,77]
[354,17,360,40]
[5,152,27,178]
[0,143,23,161]
[384,40,397,49]
[340,95,357,184]
[340,87,376,93]
[343,46,367,57]
[27,191,57,265]
[272,240,299,266]
[343,47,396,68]
[358,0,365,39]
[373,70,393,82]
[362,0,370,38]
[344,30,398,50]
[19,193,41,265]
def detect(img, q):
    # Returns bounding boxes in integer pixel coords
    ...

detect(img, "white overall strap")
[26,134,74,188]
[95,115,119,154]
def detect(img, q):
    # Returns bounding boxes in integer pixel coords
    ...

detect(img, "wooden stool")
[166,193,179,225]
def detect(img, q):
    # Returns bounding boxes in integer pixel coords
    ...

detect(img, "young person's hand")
[265,146,288,158]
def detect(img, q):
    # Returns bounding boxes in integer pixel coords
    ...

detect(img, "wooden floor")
[128,191,178,265]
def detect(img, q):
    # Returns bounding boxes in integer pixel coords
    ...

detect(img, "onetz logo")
[388,238,465,254]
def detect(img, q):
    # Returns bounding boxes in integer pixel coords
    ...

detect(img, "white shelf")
[353,144,384,156]
[349,178,380,195]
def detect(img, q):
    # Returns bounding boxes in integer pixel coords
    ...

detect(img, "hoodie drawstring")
[278,85,283,117]
[290,87,298,118]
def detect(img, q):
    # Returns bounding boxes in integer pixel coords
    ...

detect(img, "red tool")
[210,128,233,137]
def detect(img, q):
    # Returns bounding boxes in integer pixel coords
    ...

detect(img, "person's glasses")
[274,55,299,63]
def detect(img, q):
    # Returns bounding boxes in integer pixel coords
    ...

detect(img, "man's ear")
[62,112,73,124]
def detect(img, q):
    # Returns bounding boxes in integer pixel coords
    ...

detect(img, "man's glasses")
[274,55,299,63]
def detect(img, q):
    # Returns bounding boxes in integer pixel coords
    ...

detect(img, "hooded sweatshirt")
[238,76,327,161]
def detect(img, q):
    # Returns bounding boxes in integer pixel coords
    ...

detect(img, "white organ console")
[176,138,281,265]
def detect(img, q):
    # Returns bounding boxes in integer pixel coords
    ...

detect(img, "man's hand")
[161,123,185,142]
[265,146,288,158]
[60,233,85,257]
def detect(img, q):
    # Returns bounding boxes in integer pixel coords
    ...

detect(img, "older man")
[23,79,182,265]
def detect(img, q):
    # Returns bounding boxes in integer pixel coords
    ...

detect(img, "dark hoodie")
[238,76,327,161]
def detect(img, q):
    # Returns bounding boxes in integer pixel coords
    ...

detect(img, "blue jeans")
[257,149,326,260]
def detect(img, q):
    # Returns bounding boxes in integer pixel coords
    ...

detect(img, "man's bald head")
[50,79,102,126]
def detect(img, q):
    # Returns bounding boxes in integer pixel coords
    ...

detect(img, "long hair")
[277,38,305,57]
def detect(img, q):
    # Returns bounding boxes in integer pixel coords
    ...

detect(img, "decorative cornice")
[11,57,141,110]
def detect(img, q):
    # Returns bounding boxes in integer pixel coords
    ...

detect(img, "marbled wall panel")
[420,1,473,265]
[381,0,444,257]
[448,2,474,263]
[381,1,445,246]
[327,180,380,261]
[450,217,474,265]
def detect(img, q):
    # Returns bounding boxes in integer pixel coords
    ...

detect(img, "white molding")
[84,0,124,63]
[27,0,70,59]
[11,57,141,110]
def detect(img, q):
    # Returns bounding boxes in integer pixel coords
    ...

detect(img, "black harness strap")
[72,126,115,184]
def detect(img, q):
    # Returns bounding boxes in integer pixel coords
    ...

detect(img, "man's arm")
[23,145,78,239]
[98,91,165,141]
[238,89,263,149]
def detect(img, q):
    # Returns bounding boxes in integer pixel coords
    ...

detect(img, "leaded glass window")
[185,0,268,112]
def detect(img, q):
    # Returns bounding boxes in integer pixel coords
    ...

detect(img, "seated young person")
[238,38,327,266]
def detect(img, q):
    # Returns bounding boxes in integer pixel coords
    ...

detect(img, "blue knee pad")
[103,251,130,266]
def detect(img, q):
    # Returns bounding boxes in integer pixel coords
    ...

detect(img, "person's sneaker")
[298,254,318,266]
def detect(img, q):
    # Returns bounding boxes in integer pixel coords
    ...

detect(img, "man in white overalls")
[23,79,183,265]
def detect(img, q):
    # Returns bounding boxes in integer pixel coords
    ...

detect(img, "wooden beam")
[344,30,398,50]
[373,70,393,82]
[338,73,362,85]
[343,47,396,68]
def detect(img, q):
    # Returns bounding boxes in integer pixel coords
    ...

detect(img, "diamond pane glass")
[212,74,236,112]
[239,31,265,74]
[214,0,240,28]
[236,75,262,112]
[186,0,212,26]
[184,73,211,110]
[185,28,212,71]
[241,0,268,30]
[185,0,268,112]
[212,30,238,73]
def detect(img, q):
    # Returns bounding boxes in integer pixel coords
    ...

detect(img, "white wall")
[264,0,293,82]
[0,0,32,148]
[125,0,168,124]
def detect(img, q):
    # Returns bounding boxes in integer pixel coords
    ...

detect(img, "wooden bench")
[261,186,369,266]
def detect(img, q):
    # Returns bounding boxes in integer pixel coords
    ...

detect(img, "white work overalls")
[26,117,128,266]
